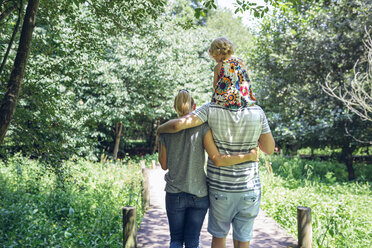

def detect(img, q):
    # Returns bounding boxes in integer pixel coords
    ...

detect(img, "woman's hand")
[250,147,259,162]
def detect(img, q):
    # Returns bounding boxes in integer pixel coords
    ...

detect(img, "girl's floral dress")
[211,57,256,109]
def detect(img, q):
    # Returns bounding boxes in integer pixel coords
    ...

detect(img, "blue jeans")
[166,192,209,248]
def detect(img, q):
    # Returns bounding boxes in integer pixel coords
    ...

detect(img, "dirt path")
[137,166,297,248]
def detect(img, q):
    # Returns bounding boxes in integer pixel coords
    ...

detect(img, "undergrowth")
[260,155,371,248]
[0,154,150,247]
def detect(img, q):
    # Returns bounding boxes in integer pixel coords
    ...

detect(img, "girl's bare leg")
[211,236,226,248]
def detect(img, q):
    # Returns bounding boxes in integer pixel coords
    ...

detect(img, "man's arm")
[157,113,203,134]
[258,132,275,155]
[158,141,167,170]
[203,130,258,167]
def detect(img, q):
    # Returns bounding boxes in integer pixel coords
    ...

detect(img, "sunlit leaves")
[248,0,372,153]
[0,155,147,247]
[260,155,372,247]
[0,0,168,159]
[196,0,301,19]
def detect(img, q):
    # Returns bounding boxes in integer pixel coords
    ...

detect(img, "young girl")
[209,37,256,109]
[158,90,259,248]
[157,38,275,248]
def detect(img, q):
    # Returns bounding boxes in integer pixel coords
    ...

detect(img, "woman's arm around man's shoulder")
[157,113,203,134]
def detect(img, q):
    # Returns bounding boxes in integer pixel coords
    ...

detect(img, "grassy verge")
[259,155,371,248]
[2,153,370,247]
[0,154,149,247]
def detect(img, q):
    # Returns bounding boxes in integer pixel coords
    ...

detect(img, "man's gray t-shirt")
[158,123,210,197]
[193,103,271,192]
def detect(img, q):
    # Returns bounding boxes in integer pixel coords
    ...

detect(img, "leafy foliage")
[72,0,215,155]
[196,0,301,19]
[1,0,215,160]
[322,30,372,123]
[260,155,372,248]
[206,8,254,63]
[247,0,372,178]
[0,154,146,247]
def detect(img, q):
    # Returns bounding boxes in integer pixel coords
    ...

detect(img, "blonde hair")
[174,90,195,117]
[209,37,234,57]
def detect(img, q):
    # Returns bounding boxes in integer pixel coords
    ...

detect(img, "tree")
[0,0,217,159]
[0,0,39,144]
[81,0,214,156]
[248,0,372,179]
[0,0,323,160]
[0,0,166,147]
[322,30,372,124]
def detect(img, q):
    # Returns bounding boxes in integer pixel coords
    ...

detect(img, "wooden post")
[141,167,150,209]
[140,160,146,169]
[123,206,137,248]
[151,160,156,169]
[297,206,312,248]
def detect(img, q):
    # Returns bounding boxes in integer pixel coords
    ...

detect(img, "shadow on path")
[137,207,170,248]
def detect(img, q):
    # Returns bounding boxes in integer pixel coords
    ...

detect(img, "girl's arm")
[213,63,222,90]
[203,130,258,167]
[258,132,275,155]
[158,141,167,170]
[157,113,203,134]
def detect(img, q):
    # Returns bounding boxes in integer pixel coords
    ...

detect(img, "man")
[157,102,274,248]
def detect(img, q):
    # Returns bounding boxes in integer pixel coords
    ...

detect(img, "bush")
[0,155,144,247]
[260,155,372,248]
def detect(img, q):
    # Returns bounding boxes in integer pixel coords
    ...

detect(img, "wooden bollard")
[297,206,312,248]
[123,206,137,248]
[141,167,150,209]
[140,160,146,169]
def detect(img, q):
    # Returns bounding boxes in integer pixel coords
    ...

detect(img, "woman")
[158,89,259,248]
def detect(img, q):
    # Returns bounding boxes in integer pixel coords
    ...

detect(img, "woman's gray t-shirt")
[158,123,210,197]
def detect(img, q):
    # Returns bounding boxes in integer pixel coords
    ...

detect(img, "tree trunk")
[345,155,355,181]
[152,119,160,154]
[340,145,355,180]
[113,122,123,160]
[0,0,23,77]
[0,0,39,144]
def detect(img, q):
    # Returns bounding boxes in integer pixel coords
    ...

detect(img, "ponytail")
[174,90,195,117]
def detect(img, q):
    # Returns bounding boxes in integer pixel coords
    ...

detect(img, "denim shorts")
[207,188,261,242]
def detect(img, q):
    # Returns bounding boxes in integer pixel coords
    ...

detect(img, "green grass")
[0,154,147,247]
[259,155,372,248]
[2,152,370,248]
